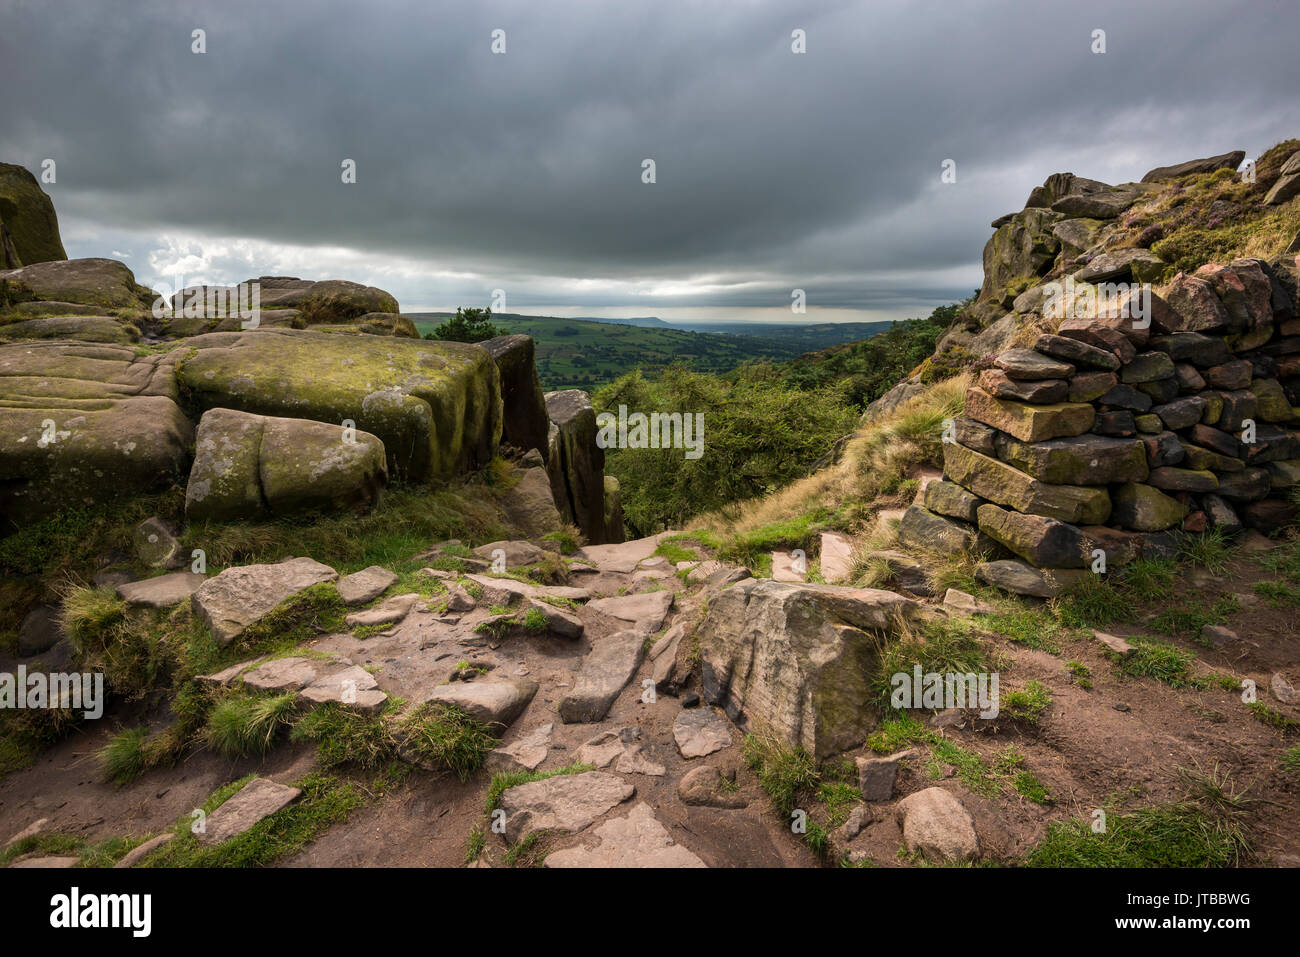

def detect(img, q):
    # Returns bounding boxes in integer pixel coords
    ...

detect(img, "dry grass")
[698,374,969,540]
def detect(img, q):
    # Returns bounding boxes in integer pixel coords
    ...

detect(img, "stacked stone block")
[899,256,1300,597]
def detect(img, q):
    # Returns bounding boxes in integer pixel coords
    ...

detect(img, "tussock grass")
[98,727,150,786]
[698,375,969,544]
[1027,765,1254,867]
[871,615,988,712]
[396,703,497,781]
[204,693,298,758]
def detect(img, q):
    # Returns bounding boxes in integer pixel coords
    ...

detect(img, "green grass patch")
[142,771,363,867]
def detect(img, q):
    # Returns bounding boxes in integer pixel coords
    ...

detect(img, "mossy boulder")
[0,258,154,310]
[1111,482,1188,532]
[0,163,66,266]
[0,341,190,526]
[0,315,139,344]
[185,407,387,522]
[0,345,191,529]
[174,329,501,483]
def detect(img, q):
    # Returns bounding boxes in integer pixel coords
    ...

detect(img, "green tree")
[426,307,502,343]
[593,364,857,535]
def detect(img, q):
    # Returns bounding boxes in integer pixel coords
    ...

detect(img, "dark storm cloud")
[2,0,1297,312]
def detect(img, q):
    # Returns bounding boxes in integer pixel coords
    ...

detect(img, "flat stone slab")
[491,722,553,771]
[345,593,418,630]
[673,707,732,758]
[336,565,397,605]
[771,551,804,582]
[114,833,174,868]
[576,534,666,573]
[558,630,646,723]
[192,557,337,645]
[199,778,302,845]
[577,728,665,775]
[819,531,855,584]
[546,803,705,868]
[426,677,538,733]
[241,656,321,692]
[524,597,583,638]
[463,574,588,606]
[9,856,81,868]
[299,664,386,714]
[585,591,673,633]
[116,572,207,609]
[197,656,268,687]
[499,770,634,843]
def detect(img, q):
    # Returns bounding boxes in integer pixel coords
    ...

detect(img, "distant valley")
[406,312,895,390]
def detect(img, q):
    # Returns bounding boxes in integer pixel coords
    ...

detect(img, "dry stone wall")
[901,255,1300,597]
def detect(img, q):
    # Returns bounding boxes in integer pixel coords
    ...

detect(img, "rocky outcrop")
[546,389,608,543]
[482,335,550,459]
[175,329,502,483]
[0,163,66,266]
[1140,150,1245,183]
[170,276,398,323]
[700,579,920,759]
[185,407,387,522]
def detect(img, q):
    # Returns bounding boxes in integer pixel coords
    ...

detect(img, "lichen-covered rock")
[0,316,138,344]
[979,208,1062,303]
[171,276,398,322]
[0,341,191,526]
[0,163,66,266]
[482,335,550,459]
[976,504,1087,567]
[897,504,978,553]
[174,329,501,483]
[700,578,920,759]
[943,442,1111,524]
[185,407,387,522]
[964,388,1094,443]
[992,433,1148,485]
[0,258,152,310]
[545,389,608,543]
[603,474,625,543]
[1111,482,1188,532]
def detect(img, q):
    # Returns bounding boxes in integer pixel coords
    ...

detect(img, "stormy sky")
[2,0,1297,321]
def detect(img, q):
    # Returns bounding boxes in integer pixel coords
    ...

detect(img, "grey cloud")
[2,0,1297,314]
